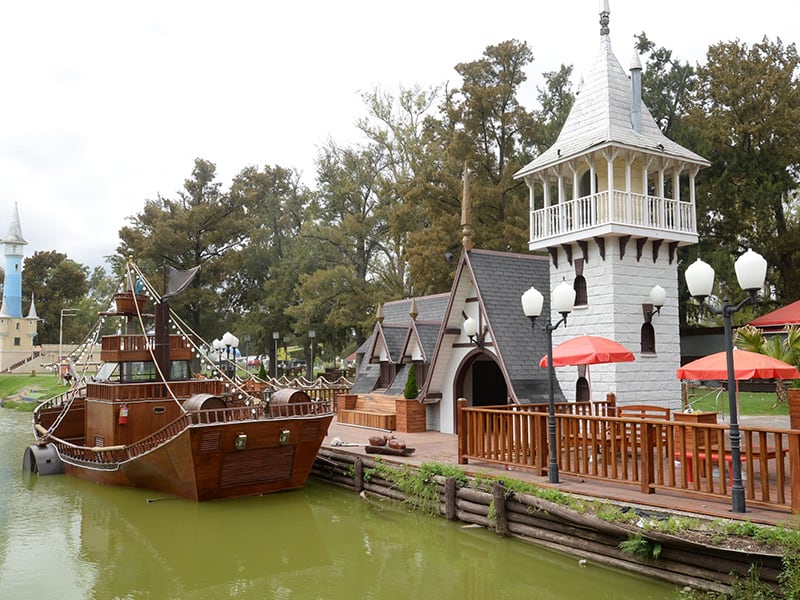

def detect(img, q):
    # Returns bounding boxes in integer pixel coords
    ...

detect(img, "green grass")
[0,373,69,408]
[684,387,789,416]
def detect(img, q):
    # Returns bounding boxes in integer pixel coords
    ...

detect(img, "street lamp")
[646,284,667,318]
[272,331,280,378]
[221,331,239,379]
[58,308,78,384]
[521,280,576,484]
[684,248,767,513]
[308,330,316,380]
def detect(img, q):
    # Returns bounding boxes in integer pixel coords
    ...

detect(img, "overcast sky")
[1,0,797,270]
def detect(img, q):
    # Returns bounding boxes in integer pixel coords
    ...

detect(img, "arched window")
[640,322,656,354]
[574,258,588,307]
[576,376,590,402]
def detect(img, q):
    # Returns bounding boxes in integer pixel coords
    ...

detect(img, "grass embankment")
[684,387,789,416]
[0,373,69,411]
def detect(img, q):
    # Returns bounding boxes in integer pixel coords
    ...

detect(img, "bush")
[404,364,418,399]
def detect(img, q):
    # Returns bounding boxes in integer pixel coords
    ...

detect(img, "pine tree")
[404,364,418,399]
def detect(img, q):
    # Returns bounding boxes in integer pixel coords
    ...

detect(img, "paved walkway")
[322,417,797,527]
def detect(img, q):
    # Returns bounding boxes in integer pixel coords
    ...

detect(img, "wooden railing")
[458,402,800,513]
[530,190,696,242]
[45,400,333,467]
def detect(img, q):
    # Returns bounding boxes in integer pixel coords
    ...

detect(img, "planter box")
[396,398,426,433]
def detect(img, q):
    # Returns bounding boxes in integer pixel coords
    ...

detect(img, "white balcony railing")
[531,191,697,242]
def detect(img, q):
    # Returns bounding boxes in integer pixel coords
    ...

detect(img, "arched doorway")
[455,352,508,408]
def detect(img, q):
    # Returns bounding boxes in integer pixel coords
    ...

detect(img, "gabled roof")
[515,35,708,179]
[423,249,554,404]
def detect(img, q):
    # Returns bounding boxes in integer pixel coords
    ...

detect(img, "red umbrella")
[676,349,800,381]
[539,335,635,368]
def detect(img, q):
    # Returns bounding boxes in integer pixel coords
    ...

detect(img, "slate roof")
[3,202,26,245]
[515,34,708,179]
[466,250,554,403]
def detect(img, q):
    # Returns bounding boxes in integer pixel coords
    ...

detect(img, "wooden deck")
[323,413,798,527]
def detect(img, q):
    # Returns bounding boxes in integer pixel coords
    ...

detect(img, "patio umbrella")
[539,335,636,367]
[676,349,800,381]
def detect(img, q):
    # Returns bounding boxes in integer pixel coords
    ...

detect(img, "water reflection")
[1,410,675,599]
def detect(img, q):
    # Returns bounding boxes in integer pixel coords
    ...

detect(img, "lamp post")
[521,280,576,484]
[58,308,78,384]
[684,248,767,514]
[308,330,316,380]
[221,331,239,379]
[272,331,280,378]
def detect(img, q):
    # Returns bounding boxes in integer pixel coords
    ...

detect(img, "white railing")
[531,191,696,241]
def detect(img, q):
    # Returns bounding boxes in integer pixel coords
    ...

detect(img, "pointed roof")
[4,202,27,245]
[515,22,708,179]
[26,293,38,320]
[423,249,554,404]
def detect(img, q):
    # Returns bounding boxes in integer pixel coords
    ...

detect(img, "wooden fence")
[457,400,800,513]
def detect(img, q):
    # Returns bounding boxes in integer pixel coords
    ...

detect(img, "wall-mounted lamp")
[644,284,666,319]
[463,315,487,349]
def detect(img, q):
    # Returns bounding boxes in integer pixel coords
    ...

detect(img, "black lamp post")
[521,280,576,484]
[221,331,239,380]
[308,330,316,380]
[684,249,767,513]
[272,331,280,378]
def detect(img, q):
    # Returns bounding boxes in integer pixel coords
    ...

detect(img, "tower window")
[640,323,655,354]
[13,337,20,346]
[574,258,588,307]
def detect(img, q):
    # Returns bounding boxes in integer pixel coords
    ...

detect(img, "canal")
[0,409,677,599]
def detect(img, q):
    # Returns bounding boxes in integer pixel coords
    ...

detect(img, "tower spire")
[461,161,474,252]
[599,0,610,36]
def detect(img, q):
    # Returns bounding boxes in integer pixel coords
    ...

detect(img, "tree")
[735,325,800,403]
[686,38,800,304]
[404,363,418,399]
[451,39,536,253]
[23,251,89,344]
[117,158,250,341]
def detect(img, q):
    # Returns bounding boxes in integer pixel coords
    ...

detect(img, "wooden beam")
[636,238,647,262]
[548,247,559,269]
[560,243,573,266]
[619,236,630,260]
[652,239,663,263]
[578,240,589,264]
[594,237,606,261]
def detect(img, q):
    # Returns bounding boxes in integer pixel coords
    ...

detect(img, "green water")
[0,410,677,599]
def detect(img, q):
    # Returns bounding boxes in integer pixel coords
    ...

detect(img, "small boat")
[24,260,334,501]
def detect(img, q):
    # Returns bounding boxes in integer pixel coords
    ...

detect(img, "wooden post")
[444,477,457,520]
[354,457,364,493]
[640,423,655,494]
[790,433,800,514]
[457,398,468,464]
[492,482,508,536]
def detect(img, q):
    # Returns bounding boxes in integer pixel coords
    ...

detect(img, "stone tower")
[513,3,709,408]
[0,203,38,371]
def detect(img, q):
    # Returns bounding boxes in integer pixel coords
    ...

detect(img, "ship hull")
[58,414,333,501]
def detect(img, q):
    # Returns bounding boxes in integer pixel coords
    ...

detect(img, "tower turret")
[0,202,28,318]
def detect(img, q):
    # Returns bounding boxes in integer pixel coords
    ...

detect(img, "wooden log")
[354,458,363,493]
[507,521,731,595]
[456,487,491,505]
[456,498,490,517]
[493,482,507,537]
[444,477,456,520]
[455,510,492,528]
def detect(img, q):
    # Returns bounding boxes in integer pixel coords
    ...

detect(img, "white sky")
[0,0,797,270]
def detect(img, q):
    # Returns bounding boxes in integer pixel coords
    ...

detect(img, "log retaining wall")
[313,449,787,595]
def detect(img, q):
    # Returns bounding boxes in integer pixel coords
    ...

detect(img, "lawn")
[683,386,789,416]
[0,373,69,410]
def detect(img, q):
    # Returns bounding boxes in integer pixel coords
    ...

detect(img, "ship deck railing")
[42,400,334,466]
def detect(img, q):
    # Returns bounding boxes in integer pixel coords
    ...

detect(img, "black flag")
[161,265,200,301]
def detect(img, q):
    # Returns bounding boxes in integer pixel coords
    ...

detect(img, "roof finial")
[376,303,384,324]
[409,298,418,321]
[461,160,474,252]
[599,0,610,36]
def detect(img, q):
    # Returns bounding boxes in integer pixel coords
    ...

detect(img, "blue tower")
[0,203,27,318]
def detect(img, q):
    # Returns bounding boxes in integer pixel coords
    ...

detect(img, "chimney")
[630,51,643,133]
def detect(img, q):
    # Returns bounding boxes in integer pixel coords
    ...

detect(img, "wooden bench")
[338,394,397,431]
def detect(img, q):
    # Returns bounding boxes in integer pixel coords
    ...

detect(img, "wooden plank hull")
[60,414,333,501]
